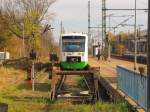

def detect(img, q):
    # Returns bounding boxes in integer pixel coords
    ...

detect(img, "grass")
[0,67,23,75]
[0,67,51,112]
[0,89,132,112]
[0,83,51,112]
[49,101,133,112]
[0,67,135,112]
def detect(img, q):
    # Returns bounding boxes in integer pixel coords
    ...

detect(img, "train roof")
[61,32,88,37]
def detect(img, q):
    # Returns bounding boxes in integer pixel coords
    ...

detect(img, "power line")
[121,24,144,27]
[104,8,148,11]
[90,26,115,29]
[114,16,134,29]
[106,15,134,17]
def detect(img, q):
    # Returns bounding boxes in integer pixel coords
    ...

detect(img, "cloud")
[51,0,88,20]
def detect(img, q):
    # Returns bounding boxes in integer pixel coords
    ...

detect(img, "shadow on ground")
[3,57,52,72]
[17,82,51,92]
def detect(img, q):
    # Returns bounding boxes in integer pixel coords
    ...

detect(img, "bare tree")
[0,0,56,40]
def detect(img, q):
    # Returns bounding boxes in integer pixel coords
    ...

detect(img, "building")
[124,33,147,54]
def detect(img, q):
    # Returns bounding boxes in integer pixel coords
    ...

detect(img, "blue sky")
[50,0,148,40]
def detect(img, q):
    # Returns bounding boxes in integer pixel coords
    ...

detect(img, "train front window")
[62,36,85,52]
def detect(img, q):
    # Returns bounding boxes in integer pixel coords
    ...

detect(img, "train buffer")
[49,65,100,103]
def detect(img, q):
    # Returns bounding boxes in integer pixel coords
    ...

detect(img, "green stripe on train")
[60,61,88,70]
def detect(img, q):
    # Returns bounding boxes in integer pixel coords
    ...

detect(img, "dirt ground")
[89,57,147,78]
[0,67,25,91]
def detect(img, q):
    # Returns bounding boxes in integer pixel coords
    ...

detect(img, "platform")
[89,57,146,112]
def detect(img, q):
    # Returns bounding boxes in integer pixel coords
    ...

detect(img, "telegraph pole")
[22,23,25,57]
[102,0,106,60]
[60,21,63,34]
[134,0,137,70]
[147,0,150,111]
[88,1,91,43]
[98,25,100,44]
[108,15,111,61]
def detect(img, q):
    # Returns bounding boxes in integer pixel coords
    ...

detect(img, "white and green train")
[60,33,88,70]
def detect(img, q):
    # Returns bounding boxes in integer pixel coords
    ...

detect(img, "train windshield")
[62,36,85,52]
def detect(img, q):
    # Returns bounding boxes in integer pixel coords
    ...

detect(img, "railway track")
[50,65,100,104]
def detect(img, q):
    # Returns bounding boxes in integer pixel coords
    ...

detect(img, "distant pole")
[63,26,65,34]
[134,0,137,70]
[22,23,25,57]
[138,26,141,39]
[98,24,100,44]
[108,15,111,61]
[32,61,35,91]
[108,15,111,32]
[102,0,106,60]
[102,0,104,57]
[60,21,63,34]
[114,28,116,35]
[147,0,150,111]
[88,1,91,43]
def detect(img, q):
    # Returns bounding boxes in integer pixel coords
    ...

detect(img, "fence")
[117,65,147,110]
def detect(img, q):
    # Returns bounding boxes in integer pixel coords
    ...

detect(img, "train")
[59,33,88,70]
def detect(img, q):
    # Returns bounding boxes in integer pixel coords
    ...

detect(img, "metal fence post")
[32,61,35,91]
